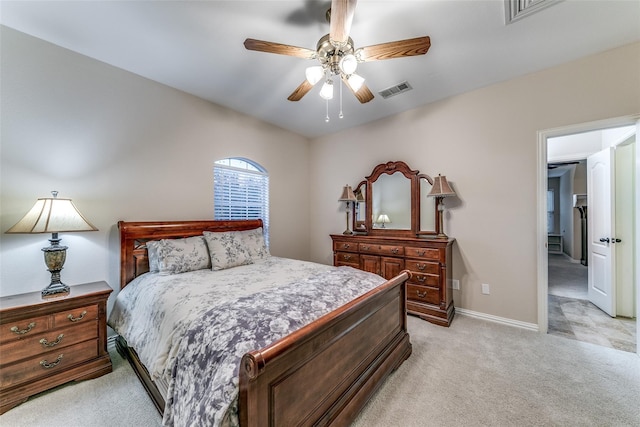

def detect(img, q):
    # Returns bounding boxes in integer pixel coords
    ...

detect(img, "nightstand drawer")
[0,321,98,365]
[53,304,98,327]
[405,247,441,261]
[0,315,50,343]
[407,283,440,306]
[0,339,99,388]
[405,260,439,275]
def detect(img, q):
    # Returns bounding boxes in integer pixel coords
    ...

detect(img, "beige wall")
[0,27,310,301]
[309,42,640,325]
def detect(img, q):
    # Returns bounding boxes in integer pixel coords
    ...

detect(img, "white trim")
[457,308,539,332]
[107,334,118,352]
[536,115,640,339]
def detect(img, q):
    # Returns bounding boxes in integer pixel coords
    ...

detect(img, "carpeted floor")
[547,254,637,353]
[2,315,639,427]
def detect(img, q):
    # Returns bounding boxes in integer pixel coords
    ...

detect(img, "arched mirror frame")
[352,161,439,237]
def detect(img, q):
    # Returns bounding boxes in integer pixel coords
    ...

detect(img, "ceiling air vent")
[379,81,413,99]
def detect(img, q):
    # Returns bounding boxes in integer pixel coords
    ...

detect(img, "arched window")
[214,158,269,245]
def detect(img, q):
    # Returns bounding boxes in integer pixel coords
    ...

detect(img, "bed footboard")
[239,270,412,426]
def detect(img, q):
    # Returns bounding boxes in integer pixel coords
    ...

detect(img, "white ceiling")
[1,1,639,138]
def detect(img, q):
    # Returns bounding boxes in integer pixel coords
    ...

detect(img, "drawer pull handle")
[40,354,63,369]
[10,322,36,335]
[362,245,370,250]
[417,276,426,283]
[40,334,64,348]
[342,243,350,249]
[390,248,399,254]
[67,310,87,322]
[418,250,426,256]
[417,263,426,271]
[344,254,351,261]
[416,290,427,298]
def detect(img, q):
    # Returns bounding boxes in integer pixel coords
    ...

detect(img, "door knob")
[599,237,610,243]
[612,238,622,243]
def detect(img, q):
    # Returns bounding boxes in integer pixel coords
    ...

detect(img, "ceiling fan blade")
[288,80,315,101]
[358,36,431,62]
[329,0,358,47]
[244,38,317,59]
[341,75,374,103]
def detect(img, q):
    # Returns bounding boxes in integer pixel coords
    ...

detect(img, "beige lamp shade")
[376,214,390,224]
[427,175,456,198]
[6,194,97,234]
[338,185,357,202]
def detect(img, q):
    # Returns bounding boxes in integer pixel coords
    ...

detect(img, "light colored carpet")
[2,315,639,427]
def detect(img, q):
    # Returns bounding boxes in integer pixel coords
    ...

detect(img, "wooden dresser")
[332,234,455,326]
[0,281,112,414]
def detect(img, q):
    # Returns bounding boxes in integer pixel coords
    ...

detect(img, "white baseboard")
[107,335,118,351]
[456,308,539,332]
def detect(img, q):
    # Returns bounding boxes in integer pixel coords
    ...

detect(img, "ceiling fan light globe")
[348,73,365,92]
[305,66,324,85]
[319,80,334,100]
[339,54,358,75]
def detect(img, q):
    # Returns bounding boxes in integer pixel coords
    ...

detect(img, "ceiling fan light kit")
[244,0,431,120]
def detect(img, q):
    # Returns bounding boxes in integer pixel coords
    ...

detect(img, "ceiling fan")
[243,0,431,104]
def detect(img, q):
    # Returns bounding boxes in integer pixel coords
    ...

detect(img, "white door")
[587,147,616,316]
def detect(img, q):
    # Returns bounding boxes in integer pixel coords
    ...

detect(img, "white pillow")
[203,231,253,271]
[238,227,270,260]
[146,236,211,275]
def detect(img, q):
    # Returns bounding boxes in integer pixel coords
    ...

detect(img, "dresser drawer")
[407,283,440,306]
[0,339,99,388]
[0,321,98,366]
[0,315,51,344]
[405,246,441,261]
[405,260,440,275]
[333,241,358,253]
[408,273,439,287]
[359,243,404,257]
[53,304,98,327]
[335,252,360,265]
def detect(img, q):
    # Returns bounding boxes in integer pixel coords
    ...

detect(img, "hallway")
[547,254,636,352]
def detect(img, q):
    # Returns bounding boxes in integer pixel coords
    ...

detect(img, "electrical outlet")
[481,283,490,295]
[452,279,460,290]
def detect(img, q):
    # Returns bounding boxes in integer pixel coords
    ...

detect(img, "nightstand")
[0,281,113,414]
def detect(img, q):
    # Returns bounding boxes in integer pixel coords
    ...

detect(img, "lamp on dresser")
[427,174,456,238]
[376,214,390,228]
[338,184,357,235]
[6,191,98,298]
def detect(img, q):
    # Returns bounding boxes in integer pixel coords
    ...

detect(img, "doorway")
[536,116,639,355]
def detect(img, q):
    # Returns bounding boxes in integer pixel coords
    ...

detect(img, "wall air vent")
[504,0,561,24]
[379,81,413,99]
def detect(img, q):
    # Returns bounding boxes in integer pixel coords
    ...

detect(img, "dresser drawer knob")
[417,263,426,271]
[417,276,426,283]
[343,254,352,261]
[40,354,63,369]
[342,243,350,249]
[10,322,36,335]
[67,310,87,322]
[390,248,399,254]
[416,290,427,298]
[362,245,370,250]
[418,250,426,256]
[40,334,64,348]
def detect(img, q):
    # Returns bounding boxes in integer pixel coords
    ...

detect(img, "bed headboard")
[118,219,264,290]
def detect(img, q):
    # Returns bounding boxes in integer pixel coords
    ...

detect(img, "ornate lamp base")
[41,235,70,298]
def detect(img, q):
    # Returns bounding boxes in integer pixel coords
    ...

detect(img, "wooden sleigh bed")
[115,219,412,426]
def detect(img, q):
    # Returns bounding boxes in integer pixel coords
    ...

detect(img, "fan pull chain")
[325,99,330,123]
[339,80,344,119]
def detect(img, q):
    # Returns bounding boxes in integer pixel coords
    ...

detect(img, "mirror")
[419,176,436,233]
[372,173,411,229]
[354,161,438,236]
